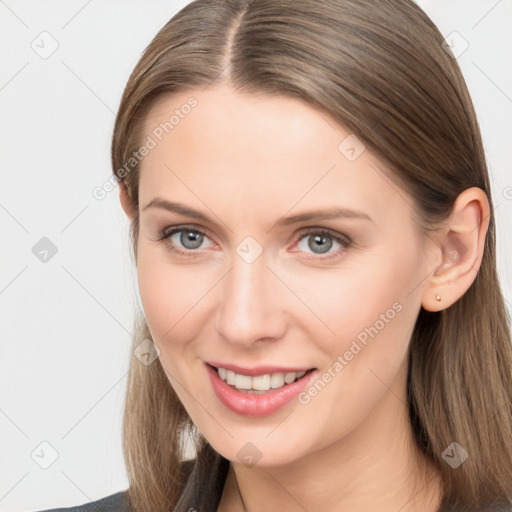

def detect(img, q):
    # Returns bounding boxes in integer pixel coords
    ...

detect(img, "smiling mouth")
[208,364,316,393]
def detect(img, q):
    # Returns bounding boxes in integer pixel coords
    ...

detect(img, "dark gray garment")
[32,491,128,512]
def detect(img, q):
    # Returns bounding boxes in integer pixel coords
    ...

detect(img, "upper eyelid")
[162,224,210,240]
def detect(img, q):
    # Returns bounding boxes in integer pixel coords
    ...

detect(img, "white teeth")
[235,373,252,390]
[226,370,236,385]
[270,373,285,389]
[216,367,309,391]
[252,374,271,391]
[284,372,296,384]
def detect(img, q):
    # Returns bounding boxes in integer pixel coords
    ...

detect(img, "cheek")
[136,247,212,348]
[292,242,423,362]
[288,249,422,441]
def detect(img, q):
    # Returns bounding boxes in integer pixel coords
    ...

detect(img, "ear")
[119,181,136,222]
[421,187,490,312]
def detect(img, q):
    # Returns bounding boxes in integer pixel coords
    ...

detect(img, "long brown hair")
[111,1,512,510]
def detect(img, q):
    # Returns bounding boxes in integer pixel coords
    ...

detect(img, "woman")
[39,0,512,510]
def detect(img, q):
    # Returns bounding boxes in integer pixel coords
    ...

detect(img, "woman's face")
[131,84,437,466]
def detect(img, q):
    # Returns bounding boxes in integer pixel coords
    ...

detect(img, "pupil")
[181,230,203,249]
[308,234,332,254]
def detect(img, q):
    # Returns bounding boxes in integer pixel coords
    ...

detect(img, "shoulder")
[33,458,217,512]
[33,490,129,512]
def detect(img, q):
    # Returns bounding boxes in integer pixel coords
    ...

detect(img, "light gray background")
[0,1,510,511]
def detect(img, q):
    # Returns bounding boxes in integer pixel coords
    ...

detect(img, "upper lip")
[206,361,315,376]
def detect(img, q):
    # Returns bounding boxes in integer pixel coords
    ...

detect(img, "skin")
[119,84,490,511]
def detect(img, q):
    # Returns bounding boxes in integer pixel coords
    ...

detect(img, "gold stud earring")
[435,294,441,302]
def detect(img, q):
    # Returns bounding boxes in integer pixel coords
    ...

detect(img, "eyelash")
[157,225,352,261]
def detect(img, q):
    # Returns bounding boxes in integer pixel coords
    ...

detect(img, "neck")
[218,365,443,512]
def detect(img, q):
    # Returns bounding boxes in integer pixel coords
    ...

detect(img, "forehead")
[137,85,412,229]
[142,86,343,161]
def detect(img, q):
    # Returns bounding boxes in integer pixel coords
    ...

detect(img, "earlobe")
[119,181,136,222]
[421,187,490,312]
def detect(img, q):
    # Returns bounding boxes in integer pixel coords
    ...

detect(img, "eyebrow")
[142,198,374,227]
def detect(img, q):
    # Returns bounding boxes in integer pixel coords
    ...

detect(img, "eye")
[159,226,214,256]
[157,225,351,260]
[295,228,351,260]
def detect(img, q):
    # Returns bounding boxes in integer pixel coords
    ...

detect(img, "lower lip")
[206,363,318,417]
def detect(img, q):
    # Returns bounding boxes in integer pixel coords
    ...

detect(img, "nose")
[214,251,288,348]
